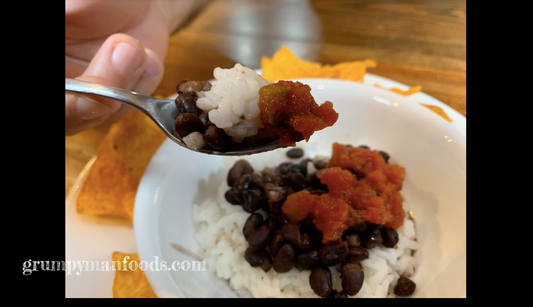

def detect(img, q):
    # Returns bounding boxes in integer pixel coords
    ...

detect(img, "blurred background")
[66,0,466,195]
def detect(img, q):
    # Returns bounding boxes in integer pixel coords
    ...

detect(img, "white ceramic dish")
[133,77,466,298]
[65,157,138,298]
[65,72,465,298]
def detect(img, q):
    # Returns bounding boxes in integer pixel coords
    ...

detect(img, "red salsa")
[282,143,406,243]
[258,81,339,147]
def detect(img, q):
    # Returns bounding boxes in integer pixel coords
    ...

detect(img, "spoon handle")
[65,78,150,111]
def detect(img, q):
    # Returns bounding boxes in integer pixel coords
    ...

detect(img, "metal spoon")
[65,78,280,155]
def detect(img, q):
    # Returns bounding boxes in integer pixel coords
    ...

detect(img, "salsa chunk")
[258,81,339,147]
[282,143,406,243]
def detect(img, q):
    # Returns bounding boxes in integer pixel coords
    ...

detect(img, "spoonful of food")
[66,78,280,155]
[65,64,338,156]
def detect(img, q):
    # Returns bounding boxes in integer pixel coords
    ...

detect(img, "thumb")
[66,33,152,135]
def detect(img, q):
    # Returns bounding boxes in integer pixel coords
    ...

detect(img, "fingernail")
[74,96,114,120]
[144,51,163,77]
[112,42,144,75]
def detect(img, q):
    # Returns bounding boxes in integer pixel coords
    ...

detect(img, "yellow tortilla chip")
[331,60,377,82]
[261,46,376,82]
[76,110,166,220]
[420,104,453,122]
[112,111,167,181]
[374,84,422,96]
[112,252,157,298]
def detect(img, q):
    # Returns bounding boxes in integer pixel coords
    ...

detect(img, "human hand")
[65,33,164,135]
[65,0,210,135]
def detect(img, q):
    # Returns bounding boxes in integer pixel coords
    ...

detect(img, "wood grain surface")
[65,0,466,196]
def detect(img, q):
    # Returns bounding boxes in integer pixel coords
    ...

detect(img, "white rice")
[183,131,206,149]
[192,153,418,298]
[196,64,272,142]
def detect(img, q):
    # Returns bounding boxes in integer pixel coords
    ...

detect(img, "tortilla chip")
[112,252,157,298]
[261,46,376,82]
[76,110,166,220]
[374,83,422,96]
[420,104,453,122]
[331,60,377,82]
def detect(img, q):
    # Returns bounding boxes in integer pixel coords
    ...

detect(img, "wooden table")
[65,0,466,196]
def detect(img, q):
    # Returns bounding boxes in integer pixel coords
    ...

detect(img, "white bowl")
[134,78,466,298]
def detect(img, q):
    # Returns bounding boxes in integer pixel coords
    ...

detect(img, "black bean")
[286,172,306,192]
[340,256,364,296]
[367,223,383,232]
[243,213,264,241]
[309,267,332,298]
[358,145,370,150]
[306,173,328,191]
[236,173,252,189]
[328,290,347,298]
[260,258,273,272]
[265,216,281,231]
[346,247,369,261]
[278,175,290,187]
[232,174,252,203]
[262,171,280,185]
[345,144,354,148]
[260,196,270,212]
[250,173,264,190]
[272,244,295,273]
[350,222,369,233]
[201,82,212,92]
[224,189,241,205]
[227,160,253,187]
[231,186,243,203]
[244,247,264,266]
[378,150,390,164]
[295,248,320,270]
[380,227,399,248]
[299,158,312,172]
[284,186,295,197]
[279,214,291,226]
[247,224,274,251]
[175,92,201,116]
[176,80,212,94]
[394,277,416,296]
[299,214,315,233]
[286,148,304,159]
[242,189,262,213]
[203,125,231,150]
[264,183,286,203]
[244,248,272,272]
[174,113,205,137]
[319,241,348,266]
[275,162,293,175]
[269,231,285,257]
[345,233,361,248]
[281,223,311,250]
[313,160,328,170]
[268,201,284,216]
[202,112,211,126]
[269,214,290,229]
[361,230,383,249]
[288,163,305,175]
[311,231,323,246]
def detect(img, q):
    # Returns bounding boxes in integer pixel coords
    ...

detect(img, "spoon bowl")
[65,78,280,155]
